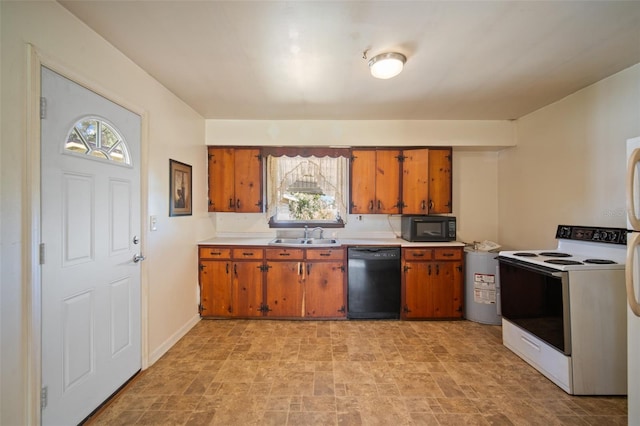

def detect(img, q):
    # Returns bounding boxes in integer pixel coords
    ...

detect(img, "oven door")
[499,256,571,355]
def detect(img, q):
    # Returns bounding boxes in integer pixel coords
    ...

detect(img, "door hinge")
[396,155,406,162]
[403,265,411,272]
[338,305,346,313]
[259,304,271,313]
[198,304,204,314]
[40,97,47,119]
[39,243,45,265]
[199,264,205,271]
[41,386,48,409]
[403,305,411,313]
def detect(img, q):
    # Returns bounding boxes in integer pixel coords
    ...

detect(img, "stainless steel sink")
[269,237,340,247]
[270,238,307,245]
[305,238,339,245]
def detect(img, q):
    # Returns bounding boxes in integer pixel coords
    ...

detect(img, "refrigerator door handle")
[626,232,640,317]
[627,148,640,230]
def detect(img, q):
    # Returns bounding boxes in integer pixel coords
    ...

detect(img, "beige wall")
[499,63,640,250]
[1,2,208,424]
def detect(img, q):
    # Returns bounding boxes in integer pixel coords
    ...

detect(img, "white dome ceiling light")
[368,52,406,79]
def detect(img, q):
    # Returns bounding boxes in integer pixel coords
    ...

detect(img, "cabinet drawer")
[403,248,433,260]
[434,248,462,260]
[306,248,344,260]
[199,247,231,259]
[265,248,304,260]
[232,248,264,259]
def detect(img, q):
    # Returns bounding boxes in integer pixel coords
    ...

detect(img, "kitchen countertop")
[198,236,465,248]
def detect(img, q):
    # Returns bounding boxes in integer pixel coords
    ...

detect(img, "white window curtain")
[266,155,348,222]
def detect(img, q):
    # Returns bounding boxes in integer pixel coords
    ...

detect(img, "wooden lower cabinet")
[265,249,305,317]
[401,247,463,319]
[200,244,462,320]
[305,261,345,318]
[200,260,232,316]
[199,245,345,319]
[232,260,264,317]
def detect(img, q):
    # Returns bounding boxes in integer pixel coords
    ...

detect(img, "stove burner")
[584,259,617,264]
[544,259,583,266]
[539,252,572,258]
[513,252,538,257]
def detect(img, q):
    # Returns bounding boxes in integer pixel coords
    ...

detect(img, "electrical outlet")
[150,215,158,231]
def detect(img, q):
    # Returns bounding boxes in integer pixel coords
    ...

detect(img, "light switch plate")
[150,215,158,231]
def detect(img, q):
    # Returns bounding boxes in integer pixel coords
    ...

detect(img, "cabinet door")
[431,262,463,318]
[208,147,235,212]
[199,260,232,317]
[350,150,376,213]
[402,261,433,318]
[234,148,262,213]
[265,262,304,317]
[402,148,429,214]
[428,148,452,214]
[232,261,264,317]
[375,150,402,214]
[305,261,345,318]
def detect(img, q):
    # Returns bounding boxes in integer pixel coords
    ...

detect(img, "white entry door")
[40,67,142,425]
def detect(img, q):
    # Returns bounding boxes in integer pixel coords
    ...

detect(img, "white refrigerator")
[626,136,640,423]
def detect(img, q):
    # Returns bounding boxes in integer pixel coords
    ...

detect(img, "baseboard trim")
[147,314,200,367]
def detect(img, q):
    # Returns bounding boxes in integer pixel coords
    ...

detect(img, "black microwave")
[401,215,457,242]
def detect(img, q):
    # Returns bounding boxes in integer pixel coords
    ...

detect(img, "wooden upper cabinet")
[351,149,401,214]
[351,147,451,215]
[402,148,429,214]
[428,148,452,214]
[350,150,376,214]
[208,147,262,213]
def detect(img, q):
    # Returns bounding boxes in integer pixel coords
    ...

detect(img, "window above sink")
[265,150,348,228]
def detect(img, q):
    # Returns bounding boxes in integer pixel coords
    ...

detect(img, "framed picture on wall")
[169,159,192,216]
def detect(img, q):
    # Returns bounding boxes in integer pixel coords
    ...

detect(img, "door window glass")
[65,117,131,165]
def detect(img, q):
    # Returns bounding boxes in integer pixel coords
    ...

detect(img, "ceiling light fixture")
[368,52,406,79]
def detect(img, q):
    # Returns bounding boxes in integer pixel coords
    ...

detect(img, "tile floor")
[87,320,627,425]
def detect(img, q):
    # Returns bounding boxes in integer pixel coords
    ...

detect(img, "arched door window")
[64,117,131,165]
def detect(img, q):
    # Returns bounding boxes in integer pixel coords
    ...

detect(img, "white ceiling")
[59,1,640,120]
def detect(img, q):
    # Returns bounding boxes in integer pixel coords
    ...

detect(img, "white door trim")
[25,44,150,424]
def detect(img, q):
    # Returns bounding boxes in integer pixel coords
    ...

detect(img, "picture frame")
[169,159,192,216]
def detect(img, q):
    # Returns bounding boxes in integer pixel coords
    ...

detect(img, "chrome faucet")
[304,226,324,239]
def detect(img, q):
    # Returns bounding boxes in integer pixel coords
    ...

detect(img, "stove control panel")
[556,225,628,245]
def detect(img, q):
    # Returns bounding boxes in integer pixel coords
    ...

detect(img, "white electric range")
[498,225,628,395]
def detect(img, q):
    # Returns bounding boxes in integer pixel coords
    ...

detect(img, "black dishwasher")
[347,247,401,319]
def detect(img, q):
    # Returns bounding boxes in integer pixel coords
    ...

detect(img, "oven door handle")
[498,256,565,278]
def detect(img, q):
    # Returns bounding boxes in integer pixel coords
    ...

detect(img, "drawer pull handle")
[242,252,254,256]
[442,253,454,257]
[210,252,222,256]
[320,253,331,257]
[412,253,425,257]
[279,253,290,257]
